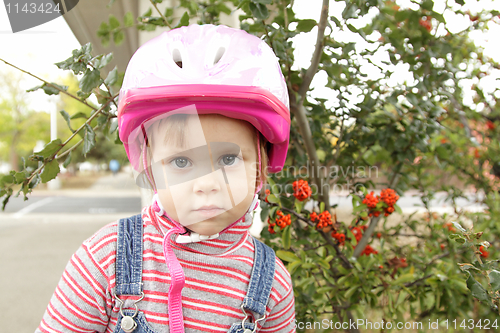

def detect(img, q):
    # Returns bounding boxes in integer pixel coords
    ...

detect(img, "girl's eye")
[170,157,191,169]
[220,154,238,166]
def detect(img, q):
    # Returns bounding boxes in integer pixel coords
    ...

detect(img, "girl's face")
[149,114,258,235]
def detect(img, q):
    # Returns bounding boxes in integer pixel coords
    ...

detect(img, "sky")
[0,0,499,119]
[0,5,80,113]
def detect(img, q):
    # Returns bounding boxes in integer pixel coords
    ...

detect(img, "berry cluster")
[419,16,432,32]
[264,189,271,203]
[479,245,489,258]
[362,191,379,209]
[267,218,276,234]
[361,244,378,256]
[349,225,378,256]
[331,232,346,245]
[267,210,291,234]
[350,225,367,242]
[311,210,332,229]
[292,179,312,201]
[380,188,399,206]
[276,210,291,228]
[380,188,399,216]
[443,222,456,233]
[487,120,495,131]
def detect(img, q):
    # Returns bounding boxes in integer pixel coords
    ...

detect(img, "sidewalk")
[0,171,142,332]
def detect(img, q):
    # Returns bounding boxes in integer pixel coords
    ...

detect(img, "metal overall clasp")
[115,292,145,333]
[240,304,266,333]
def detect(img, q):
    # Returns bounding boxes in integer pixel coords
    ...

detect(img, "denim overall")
[113,214,276,333]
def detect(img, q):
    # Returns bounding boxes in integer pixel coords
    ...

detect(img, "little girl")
[37,24,295,333]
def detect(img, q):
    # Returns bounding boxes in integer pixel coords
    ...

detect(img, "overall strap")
[116,214,144,295]
[242,236,276,317]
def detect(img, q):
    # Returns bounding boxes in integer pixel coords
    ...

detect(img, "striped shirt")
[37,205,295,332]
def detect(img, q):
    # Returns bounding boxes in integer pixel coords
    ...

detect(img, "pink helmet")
[118,24,290,174]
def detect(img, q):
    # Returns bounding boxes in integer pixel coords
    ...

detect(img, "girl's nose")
[192,171,223,194]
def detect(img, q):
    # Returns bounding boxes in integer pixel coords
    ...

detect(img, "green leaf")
[489,270,500,292]
[115,129,122,144]
[109,119,118,134]
[452,222,466,233]
[80,69,102,93]
[33,139,63,159]
[40,159,60,183]
[392,273,415,285]
[455,0,464,5]
[113,30,125,46]
[27,83,68,96]
[94,53,113,69]
[2,194,12,211]
[318,259,330,270]
[345,285,358,299]
[175,12,190,28]
[249,2,269,20]
[14,172,26,184]
[83,124,96,156]
[252,0,272,4]
[63,151,72,168]
[346,228,357,246]
[466,273,489,303]
[266,194,280,204]
[301,263,315,269]
[97,114,108,127]
[104,66,118,86]
[353,203,368,213]
[276,250,300,262]
[164,7,174,17]
[296,19,316,33]
[287,260,302,275]
[394,203,402,215]
[60,110,74,132]
[294,200,303,213]
[1,174,14,185]
[124,11,134,27]
[109,14,120,29]
[282,225,291,249]
[70,112,88,120]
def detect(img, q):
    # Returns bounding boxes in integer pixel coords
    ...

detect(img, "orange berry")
[292,179,312,201]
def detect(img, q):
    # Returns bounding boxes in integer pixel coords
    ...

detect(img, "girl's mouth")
[194,206,225,217]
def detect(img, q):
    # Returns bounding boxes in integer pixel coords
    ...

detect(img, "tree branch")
[0,57,97,111]
[150,0,172,29]
[297,0,329,102]
[287,0,330,210]
[353,162,403,258]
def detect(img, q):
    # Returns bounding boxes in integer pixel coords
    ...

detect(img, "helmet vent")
[213,47,225,65]
[172,49,183,68]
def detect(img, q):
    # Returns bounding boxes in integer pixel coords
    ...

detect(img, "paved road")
[0,172,142,332]
[2,194,141,215]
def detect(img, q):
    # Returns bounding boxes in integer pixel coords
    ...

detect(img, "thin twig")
[0,58,97,111]
[61,93,118,147]
[150,0,172,29]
